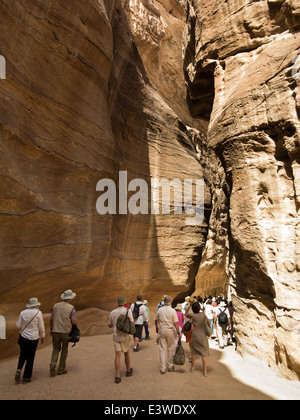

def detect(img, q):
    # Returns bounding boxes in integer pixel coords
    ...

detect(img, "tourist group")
[13,290,233,385]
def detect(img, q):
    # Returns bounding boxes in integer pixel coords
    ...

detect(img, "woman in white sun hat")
[15,297,45,384]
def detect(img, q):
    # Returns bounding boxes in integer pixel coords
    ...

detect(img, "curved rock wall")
[0,0,299,381]
[0,0,209,358]
[184,0,300,380]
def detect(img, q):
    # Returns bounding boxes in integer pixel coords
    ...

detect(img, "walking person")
[185,301,210,376]
[141,300,150,340]
[204,299,215,338]
[213,300,231,349]
[130,295,149,352]
[155,296,180,374]
[108,296,134,384]
[174,304,184,346]
[49,289,77,376]
[156,295,167,313]
[184,297,195,362]
[15,298,45,384]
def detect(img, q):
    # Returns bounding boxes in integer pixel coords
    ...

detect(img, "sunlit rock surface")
[184,0,300,380]
[0,0,209,358]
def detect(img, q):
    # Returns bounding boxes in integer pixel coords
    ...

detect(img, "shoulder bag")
[116,310,136,335]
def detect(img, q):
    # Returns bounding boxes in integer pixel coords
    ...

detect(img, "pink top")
[176,311,185,328]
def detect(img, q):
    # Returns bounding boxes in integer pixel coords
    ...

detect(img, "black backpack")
[132,303,142,321]
[69,325,80,347]
[218,308,228,325]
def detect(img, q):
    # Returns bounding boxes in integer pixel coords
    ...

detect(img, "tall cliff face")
[0,0,299,381]
[0,0,209,357]
[184,0,300,379]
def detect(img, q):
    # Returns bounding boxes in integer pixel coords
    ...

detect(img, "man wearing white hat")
[50,289,77,376]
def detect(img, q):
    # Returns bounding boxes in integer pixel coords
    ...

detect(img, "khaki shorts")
[114,336,131,353]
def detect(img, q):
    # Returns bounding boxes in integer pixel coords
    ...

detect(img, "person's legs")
[209,319,214,336]
[57,333,69,373]
[190,354,196,372]
[134,336,139,348]
[17,336,27,372]
[124,350,133,377]
[217,324,224,348]
[144,323,150,339]
[115,351,121,378]
[202,356,208,376]
[221,325,228,347]
[189,342,192,360]
[159,332,167,373]
[23,339,39,380]
[16,336,28,382]
[133,325,142,350]
[166,330,175,370]
[50,332,61,371]
[124,351,130,370]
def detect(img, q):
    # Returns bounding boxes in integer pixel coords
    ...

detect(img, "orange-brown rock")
[184,0,300,380]
[0,0,209,359]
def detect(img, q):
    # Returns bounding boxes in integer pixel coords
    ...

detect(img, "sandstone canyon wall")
[184,0,300,380]
[0,0,299,381]
[0,0,211,358]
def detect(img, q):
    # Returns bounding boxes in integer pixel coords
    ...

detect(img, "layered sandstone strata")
[184,0,300,379]
[0,0,209,358]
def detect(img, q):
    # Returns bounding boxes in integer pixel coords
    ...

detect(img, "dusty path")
[1,326,299,400]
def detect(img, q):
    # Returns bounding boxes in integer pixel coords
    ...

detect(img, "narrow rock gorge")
[184,0,300,380]
[0,0,299,380]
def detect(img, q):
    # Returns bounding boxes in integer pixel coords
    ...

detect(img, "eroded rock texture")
[0,0,209,358]
[184,0,300,379]
[0,0,299,381]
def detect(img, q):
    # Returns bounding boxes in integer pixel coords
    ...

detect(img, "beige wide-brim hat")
[26,297,41,308]
[143,300,148,305]
[61,289,76,300]
[175,304,182,311]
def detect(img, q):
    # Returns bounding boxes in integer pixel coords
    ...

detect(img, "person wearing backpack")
[213,300,231,349]
[108,296,134,384]
[130,295,149,352]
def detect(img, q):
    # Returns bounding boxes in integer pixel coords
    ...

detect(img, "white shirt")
[155,305,178,330]
[16,309,45,340]
[205,304,214,319]
[130,301,149,325]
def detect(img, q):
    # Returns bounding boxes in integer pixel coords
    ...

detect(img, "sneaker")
[160,370,166,374]
[190,368,195,373]
[168,366,175,372]
[22,378,31,384]
[115,377,121,384]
